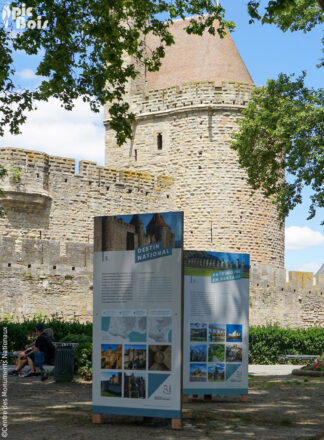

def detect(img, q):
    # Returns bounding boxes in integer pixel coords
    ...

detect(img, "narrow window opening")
[72,266,75,271]
[134,149,137,161]
[157,133,163,150]
[8,263,11,267]
[53,265,56,270]
[28,264,31,268]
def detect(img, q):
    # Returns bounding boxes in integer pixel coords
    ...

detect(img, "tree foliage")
[231,73,324,223]
[247,0,323,31]
[1,0,233,145]
[0,0,323,220]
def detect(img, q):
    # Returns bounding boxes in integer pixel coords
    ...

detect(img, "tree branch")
[317,0,324,11]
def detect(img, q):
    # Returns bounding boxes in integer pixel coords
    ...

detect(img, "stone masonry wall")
[250,265,324,328]
[1,254,323,326]
[0,147,175,244]
[105,81,284,267]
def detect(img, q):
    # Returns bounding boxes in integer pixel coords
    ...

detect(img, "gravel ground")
[5,370,324,440]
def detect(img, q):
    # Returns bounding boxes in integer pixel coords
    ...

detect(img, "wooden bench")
[280,355,319,363]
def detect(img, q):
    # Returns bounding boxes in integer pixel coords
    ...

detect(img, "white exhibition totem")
[92,212,183,418]
[183,250,249,395]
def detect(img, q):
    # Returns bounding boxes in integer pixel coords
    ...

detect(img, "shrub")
[249,325,324,364]
[74,342,92,381]
[0,317,92,351]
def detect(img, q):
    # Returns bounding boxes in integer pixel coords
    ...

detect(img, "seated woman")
[8,326,55,376]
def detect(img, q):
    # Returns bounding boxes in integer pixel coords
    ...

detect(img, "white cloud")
[16,68,38,80]
[285,226,324,251]
[1,98,105,165]
[297,262,322,274]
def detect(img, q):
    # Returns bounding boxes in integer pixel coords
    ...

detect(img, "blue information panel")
[93,212,183,418]
[183,251,249,395]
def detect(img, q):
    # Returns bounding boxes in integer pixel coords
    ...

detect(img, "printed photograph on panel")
[148,316,172,343]
[124,372,146,399]
[189,363,207,382]
[226,324,243,343]
[148,345,172,371]
[101,316,147,343]
[190,323,207,342]
[184,250,250,280]
[124,344,147,370]
[208,363,225,382]
[208,344,225,363]
[226,344,243,363]
[190,344,207,362]
[101,344,122,369]
[101,372,122,397]
[94,212,182,252]
[208,324,225,342]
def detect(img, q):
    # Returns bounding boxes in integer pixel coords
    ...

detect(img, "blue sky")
[0,2,323,275]
[221,1,324,275]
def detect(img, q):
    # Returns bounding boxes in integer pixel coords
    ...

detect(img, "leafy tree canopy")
[0,0,323,220]
[1,0,234,145]
[231,73,324,224]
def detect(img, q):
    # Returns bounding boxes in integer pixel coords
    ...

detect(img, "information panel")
[183,250,249,395]
[93,212,183,418]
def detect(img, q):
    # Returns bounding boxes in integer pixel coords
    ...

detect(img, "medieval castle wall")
[0,148,176,321]
[0,81,321,327]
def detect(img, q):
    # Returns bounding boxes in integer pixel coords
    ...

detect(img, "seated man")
[24,324,55,378]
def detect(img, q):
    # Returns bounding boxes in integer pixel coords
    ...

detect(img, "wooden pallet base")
[92,413,103,424]
[171,418,182,429]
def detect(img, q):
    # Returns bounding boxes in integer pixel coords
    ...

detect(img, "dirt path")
[6,374,324,440]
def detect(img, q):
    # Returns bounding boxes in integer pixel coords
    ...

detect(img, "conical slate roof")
[147,213,168,228]
[145,17,254,91]
[130,214,143,226]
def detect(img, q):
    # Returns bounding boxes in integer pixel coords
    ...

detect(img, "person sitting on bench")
[8,327,55,377]
[24,324,55,378]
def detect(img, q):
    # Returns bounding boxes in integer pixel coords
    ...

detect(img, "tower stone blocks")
[105,80,284,268]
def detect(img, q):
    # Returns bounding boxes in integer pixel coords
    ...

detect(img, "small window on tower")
[134,149,137,162]
[157,133,163,150]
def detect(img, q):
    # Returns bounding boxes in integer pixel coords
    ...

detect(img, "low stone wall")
[1,259,323,327]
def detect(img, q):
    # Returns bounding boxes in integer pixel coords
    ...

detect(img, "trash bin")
[54,343,75,382]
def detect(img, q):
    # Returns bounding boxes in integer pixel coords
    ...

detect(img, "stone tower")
[105,18,285,267]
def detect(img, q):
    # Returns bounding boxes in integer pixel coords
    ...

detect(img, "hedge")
[0,317,92,351]
[1,319,323,365]
[249,325,324,364]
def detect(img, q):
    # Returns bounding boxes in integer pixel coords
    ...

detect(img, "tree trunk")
[317,0,324,11]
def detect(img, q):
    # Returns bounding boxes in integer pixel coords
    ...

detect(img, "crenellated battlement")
[104,81,254,123]
[0,147,174,199]
[250,263,324,290]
